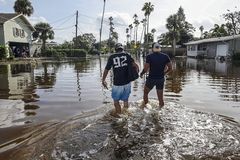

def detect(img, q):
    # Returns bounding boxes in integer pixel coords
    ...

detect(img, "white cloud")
[28,16,48,25]
[95,11,133,43]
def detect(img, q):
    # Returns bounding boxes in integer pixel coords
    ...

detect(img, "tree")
[108,16,115,51]
[140,18,147,43]
[73,33,96,51]
[199,26,204,38]
[158,33,172,46]
[151,28,156,41]
[14,0,34,16]
[126,28,130,45]
[223,10,240,35]
[209,24,228,37]
[162,7,194,55]
[166,14,180,55]
[133,14,140,44]
[128,24,133,42]
[33,22,54,52]
[142,2,154,45]
[111,31,118,42]
[176,7,195,45]
[144,33,154,44]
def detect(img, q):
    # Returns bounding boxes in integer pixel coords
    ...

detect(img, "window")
[12,28,25,38]
[20,29,25,38]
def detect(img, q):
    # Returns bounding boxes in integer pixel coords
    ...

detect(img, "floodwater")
[0,57,240,159]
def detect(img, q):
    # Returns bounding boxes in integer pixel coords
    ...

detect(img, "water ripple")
[52,100,240,160]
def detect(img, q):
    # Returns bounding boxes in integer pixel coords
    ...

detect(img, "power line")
[0,15,74,31]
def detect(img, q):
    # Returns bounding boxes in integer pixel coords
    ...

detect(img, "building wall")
[3,16,32,44]
[228,38,240,54]
[206,43,217,58]
[187,44,198,57]
[0,25,4,44]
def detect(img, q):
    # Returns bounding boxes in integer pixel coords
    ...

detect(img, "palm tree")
[108,16,114,52]
[210,24,228,37]
[140,18,147,43]
[33,22,54,53]
[128,24,133,42]
[112,31,118,43]
[133,14,140,44]
[14,0,34,16]
[199,26,204,38]
[126,28,129,44]
[151,28,156,41]
[142,2,154,45]
[166,14,180,56]
[99,0,106,50]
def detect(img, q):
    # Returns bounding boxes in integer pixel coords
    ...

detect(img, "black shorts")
[146,78,165,90]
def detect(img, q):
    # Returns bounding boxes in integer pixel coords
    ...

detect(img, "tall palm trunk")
[147,15,150,46]
[130,28,132,42]
[99,0,106,50]
[136,26,138,43]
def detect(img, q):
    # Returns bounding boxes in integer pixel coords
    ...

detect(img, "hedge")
[43,49,87,58]
[0,45,7,60]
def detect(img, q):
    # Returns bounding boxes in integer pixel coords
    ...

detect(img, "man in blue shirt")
[102,43,139,117]
[140,42,172,108]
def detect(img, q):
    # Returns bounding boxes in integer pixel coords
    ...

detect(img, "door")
[216,44,228,57]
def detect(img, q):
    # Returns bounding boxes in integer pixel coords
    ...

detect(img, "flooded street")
[0,57,240,159]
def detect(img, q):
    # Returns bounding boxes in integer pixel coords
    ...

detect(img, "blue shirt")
[146,52,171,79]
[105,52,133,86]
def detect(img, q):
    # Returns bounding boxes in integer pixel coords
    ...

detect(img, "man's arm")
[164,62,173,75]
[102,69,109,89]
[140,63,150,78]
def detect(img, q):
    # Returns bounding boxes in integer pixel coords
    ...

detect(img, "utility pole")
[99,0,106,52]
[75,10,78,48]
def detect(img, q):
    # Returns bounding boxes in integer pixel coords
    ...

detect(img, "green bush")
[61,49,87,57]
[88,49,100,55]
[0,45,7,60]
[8,47,15,60]
[43,49,87,58]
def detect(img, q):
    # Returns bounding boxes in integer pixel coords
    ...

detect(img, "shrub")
[88,49,100,55]
[43,49,87,58]
[0,45,7,60]
[8,47,15,60]
[61,49,87,57]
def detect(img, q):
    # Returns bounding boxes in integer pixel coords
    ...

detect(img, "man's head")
[152,42,161,53]
[115,43,124,52]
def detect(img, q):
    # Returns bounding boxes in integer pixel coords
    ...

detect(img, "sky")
[0,0,239,44]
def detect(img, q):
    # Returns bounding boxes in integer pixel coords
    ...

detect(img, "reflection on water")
[1,57,240,159]
[0,57,240,128]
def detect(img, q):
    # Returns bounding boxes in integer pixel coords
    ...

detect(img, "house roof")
[185,34,240,45]
[0,13,19,24]
[0,13,35,31]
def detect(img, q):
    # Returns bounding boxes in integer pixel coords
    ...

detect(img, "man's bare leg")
[112,101,121,117]
[122,101,130,115]
[156,89,164,108]
[123,101,129,109]
[141,86,151,109]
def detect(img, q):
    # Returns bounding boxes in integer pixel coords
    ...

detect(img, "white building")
[0,13,35,57]
[185,35,240,59]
